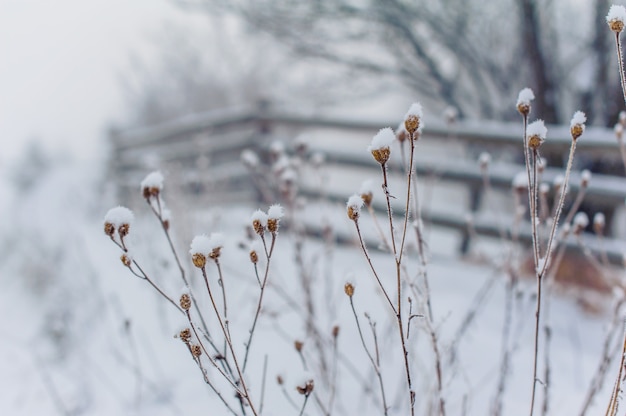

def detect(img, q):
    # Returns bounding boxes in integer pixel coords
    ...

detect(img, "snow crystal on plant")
[251,209,268,226]
[359,179,375,195]
[368,128,395,152]
[209,233,224,250]
[104,206,134,227]
[347,194,364,211]
[527,120,547,139]
[581,169,592,183]
[189,235,212,255]
[607,5,626,24]
[574,212,589,228]
[594,212,606,228]
[478,152,491,166]
[516,88,535,106]
[140,171,164,192]
[570,111,587,128]
[241,149,259,167]
[512,171,528,189]
[405,102,423,119]
[268,204,284,220]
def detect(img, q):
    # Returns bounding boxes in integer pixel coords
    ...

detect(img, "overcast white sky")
[0,0,205,164]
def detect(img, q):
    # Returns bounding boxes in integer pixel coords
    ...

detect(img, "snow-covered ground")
[0,140,621,415]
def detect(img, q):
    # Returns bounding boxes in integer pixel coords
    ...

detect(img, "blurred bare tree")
[169,0,622,125]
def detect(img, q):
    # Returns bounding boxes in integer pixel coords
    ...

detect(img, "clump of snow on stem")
[251,209,268,227]
[359,179,375,195]
[347,194,364,212]
[607,5,626,27]
[104,206,134,227]
[189,235,212,255]
[527,120,547,140]
[140,171,164,192]
[581,169,592,184]
[405,102,423,120]
[512,171,528,189]
[479,152,491,168]
[594,212,606,229]
[553,174,564,188]
[516,88,535,107]
[241,149,259,168]
[368,128,395,152]
[574,212,589,229]
[267,204,284,220]
[209,233,224,251]
[570,111,587,129]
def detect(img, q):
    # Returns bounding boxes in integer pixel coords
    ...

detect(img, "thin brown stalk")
[348,297,389,415]
[615,32,626,106]
[605,324,626,416]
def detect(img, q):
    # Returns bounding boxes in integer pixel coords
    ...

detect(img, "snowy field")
[0,139,620,416]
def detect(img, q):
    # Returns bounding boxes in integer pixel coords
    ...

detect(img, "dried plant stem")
[540,326,551,416]
[242,233,277,373]
[191,354,240,416]
[349,297,389,415]
[605,325,626,416]
[200,268,258,416]
[614,32,626,106]
[579,299,626,415]
[617,136,626,174]
[380,165,398,256]
[298,395,311,416]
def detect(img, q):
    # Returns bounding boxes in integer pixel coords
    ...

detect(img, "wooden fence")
[109,103,626,265]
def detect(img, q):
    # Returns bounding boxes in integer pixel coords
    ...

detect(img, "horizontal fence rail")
[110,104,626,266]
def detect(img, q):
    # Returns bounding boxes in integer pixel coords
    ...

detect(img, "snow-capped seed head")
[190,344,202,358]
[162,209,171,230]
[574,212,589,234]
[180,292,192,311]
[208,233,224,260]
[241,149,259,168]
[251,210,268,235]
[396,122,408,143]
[368,128,395,165]
[295,372,315,396]
[190,235,211,268]
[570,111,587,141]
[581,169,592,187]
[294,340,304,352]
[347,194,364,221]
[444,106,458,124]
[104,206,134,237]
[359,180,375,206]
[344,281,355,297]
[620,111,626,124]
[120,253,132,267]
[594,212,606,235]
[479,152,491,170]
[332,323,340,338]
[615,123,624,141]
[141,171,164,199]
[404,103,424,135]
[607,5,626,33]
[539,183,550,195]
[512,171,528,192]
[310,152,325,167]
[553,174,564,189]
[516,88,535,116]
[526,120,547,150]
[267,204,284,233]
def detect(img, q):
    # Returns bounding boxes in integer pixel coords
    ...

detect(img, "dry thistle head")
[570,111,587,141]
[296,374,315,396]
[251,209,268,235]
[180,293,191,311]
[120,253,132,267]
[479,152,491,171]
[581,169,592,188]
[368,128,395,165]
[526,119,547,150]
[140,171,164,199]
[594,212,606,235]
[294,340,304,352]
[573,212,589,235]
[346,194,364,221]
[208,233,224,260]
[512,171,528,194]
[344,282,355,297]
[179,327,192,344]
[190,235,211,269]
[190,344,202,358]
[516,88,535,116]
[161,209,171,230]
[607,5,626,33]
[267,204,284,234]
[404,102,424,136]
[396,126,408,143]
[276,374,284,385]
[359,180,375,207]
[332,324,340,338]
[104,222,115,237]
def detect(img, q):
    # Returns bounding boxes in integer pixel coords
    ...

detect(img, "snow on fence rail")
[109,104,626,264]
